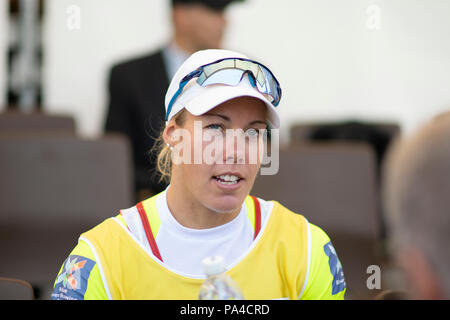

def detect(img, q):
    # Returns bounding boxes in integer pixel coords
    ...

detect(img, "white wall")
[0,0,7,111]
[226,0,450,141]
[43,0,450,141]
[42,0,171,137]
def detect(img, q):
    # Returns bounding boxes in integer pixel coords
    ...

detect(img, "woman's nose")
[224,129,246,164]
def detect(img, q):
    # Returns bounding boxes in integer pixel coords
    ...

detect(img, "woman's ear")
[164,110,188,148]
[163,121,177,147]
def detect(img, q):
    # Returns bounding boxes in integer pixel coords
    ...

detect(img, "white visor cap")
[164,49,280,128]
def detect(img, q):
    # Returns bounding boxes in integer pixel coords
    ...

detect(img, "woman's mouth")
[212,174,244,189]
[214,174,241,185]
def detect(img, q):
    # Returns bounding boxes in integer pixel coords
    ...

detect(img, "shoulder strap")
[136,201,163,262]
[250,196,262,240]
[245,196,262,239]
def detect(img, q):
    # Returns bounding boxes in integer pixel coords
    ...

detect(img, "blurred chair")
[0,277,35,300]
[0,111,76,133]
[252,142,380,299]
[290,121,400,145]
[0,132,133,298]
[290,120,400,171]
[291,120,401,257]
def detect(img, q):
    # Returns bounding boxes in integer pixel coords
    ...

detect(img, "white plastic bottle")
[198,256,245,300]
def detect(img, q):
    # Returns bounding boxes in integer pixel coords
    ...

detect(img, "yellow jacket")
[52,195,346,300]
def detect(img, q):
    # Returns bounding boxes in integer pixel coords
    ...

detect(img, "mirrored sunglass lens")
[255,69,266,87]
[234,60,264,86]
[261,67,280,102]
[196,58,280,105]
[234,59,255,72]
[203,59,235,77]
[255,77,267,92]
[256,67,274,92]
[200,69,244,86]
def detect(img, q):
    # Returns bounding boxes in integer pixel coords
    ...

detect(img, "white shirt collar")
[156,187,247,240]
[162,41,190,80]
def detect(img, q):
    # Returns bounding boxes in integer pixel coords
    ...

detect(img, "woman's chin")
[205,195,245,214]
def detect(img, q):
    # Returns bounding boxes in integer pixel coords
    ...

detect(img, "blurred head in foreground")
[383,113,450,299]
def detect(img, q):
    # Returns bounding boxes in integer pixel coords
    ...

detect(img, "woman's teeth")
[215,175,240,185]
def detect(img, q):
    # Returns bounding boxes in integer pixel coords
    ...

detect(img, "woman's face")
[167,96,268,214]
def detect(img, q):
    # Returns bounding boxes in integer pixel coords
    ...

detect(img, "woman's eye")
[245,128,259,138]
[205,124,224,132]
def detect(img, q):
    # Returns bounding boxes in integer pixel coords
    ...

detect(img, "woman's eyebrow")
[204,113,266,126]
[204,113,230,122]
[248,120,267,126]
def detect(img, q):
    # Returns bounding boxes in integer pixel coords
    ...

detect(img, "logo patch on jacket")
[323,241,346,295]
[51,255,96,300]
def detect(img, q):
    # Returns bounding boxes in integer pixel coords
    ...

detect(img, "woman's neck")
[166,183,240,229]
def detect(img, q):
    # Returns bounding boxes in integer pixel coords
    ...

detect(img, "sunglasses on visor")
[165,57,282,120]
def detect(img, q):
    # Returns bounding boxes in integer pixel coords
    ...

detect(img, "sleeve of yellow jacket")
[51,215,126,300]
[300,223,346,300]
[51,216,133,300]
[51,238,109,300]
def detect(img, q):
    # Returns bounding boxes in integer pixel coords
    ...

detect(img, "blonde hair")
[151,110,187,184]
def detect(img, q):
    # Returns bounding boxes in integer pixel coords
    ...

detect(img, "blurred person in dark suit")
[105,0,242,200]
[383,114,450,299]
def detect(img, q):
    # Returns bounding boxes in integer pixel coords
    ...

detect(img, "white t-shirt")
[121,188,272,277]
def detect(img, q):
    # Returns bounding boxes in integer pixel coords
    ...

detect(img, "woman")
[52,49,346,300]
